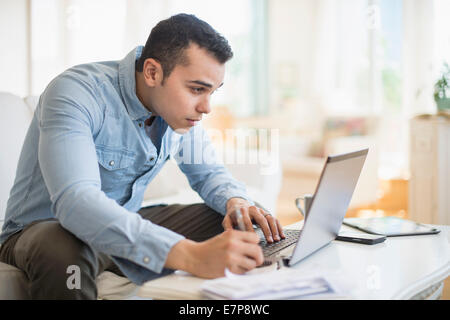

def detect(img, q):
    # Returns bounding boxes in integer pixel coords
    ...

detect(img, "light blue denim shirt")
[1,46,253,285]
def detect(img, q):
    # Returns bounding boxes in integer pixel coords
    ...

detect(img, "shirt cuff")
[109,219,185,285]
[210,189,255,215]
[131,221,185,273]
[111,222,185,285]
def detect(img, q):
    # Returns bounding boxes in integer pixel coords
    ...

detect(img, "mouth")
[186,118,201,126]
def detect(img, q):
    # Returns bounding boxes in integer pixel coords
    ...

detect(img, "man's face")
[146,44,225,133]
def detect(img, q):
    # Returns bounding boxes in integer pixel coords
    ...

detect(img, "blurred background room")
[1,0,449,228]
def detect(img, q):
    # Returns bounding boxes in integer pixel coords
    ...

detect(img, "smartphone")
[335,232,386,245]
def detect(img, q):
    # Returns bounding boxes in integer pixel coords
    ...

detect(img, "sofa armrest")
[0,261,30,299]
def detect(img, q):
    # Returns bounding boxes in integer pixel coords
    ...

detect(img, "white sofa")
[0,92,282,299]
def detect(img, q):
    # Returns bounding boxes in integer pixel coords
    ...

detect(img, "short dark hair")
[136,14,233,80]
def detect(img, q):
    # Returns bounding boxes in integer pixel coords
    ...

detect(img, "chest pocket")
[96,146,136,192]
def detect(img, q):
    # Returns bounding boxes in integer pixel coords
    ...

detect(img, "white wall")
[0,0,29,97]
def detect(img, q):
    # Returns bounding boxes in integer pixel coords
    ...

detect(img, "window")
[164,0,268,117]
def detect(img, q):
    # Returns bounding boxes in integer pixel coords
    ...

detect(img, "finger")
[222,215,233,230]
[276,218,285,239]
[240,207,256,232]
[234,229,260,244]
[228,256,256,274]
[230,231,263,262]
[228,264,249,275]
[237,256,258,272]
[239,243,264,267]
[251,208,273,243]
[266,214,281,241]
[226,245,262,274]
[247,244,264,266]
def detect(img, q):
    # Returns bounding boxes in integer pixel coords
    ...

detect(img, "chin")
[175,128,190,134]
[167,119,196,135]
[171,125,192,135]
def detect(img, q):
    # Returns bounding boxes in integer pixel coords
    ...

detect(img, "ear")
[142,58,163,87]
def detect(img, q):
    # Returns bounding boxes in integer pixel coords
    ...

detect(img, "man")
[0,13,284,299]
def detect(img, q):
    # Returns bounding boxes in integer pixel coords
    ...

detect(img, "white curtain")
[29,0,259,117]
[402,0,436,117]
[31,0,154,96]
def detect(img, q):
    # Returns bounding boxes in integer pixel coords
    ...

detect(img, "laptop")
[258,148,369,267]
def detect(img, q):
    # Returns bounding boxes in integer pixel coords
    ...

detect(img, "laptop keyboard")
[259,229,301,257]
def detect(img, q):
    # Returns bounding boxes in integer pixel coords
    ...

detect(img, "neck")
[135,71,157,115]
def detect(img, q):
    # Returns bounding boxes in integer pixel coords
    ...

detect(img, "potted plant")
[434,62,450,114]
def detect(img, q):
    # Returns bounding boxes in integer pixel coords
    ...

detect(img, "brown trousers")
[0,203,225,300]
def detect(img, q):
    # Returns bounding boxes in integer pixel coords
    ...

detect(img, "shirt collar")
[118,46,152,121]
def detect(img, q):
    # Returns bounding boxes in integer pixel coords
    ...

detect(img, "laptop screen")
[289,149,368,266]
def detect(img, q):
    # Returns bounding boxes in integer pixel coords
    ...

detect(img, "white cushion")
[0,260,138,300]
[0,92,34,221]
[0,261,30,300]
[24,95,39,113]
[96,271,140,300]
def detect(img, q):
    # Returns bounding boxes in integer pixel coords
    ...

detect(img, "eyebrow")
[187,80,224,89]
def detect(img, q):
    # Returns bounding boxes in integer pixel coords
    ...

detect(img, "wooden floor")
[275,171,449,300]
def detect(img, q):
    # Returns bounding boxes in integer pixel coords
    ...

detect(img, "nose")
[196,95,211,114]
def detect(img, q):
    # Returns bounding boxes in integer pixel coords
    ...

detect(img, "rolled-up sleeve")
[38,74,184,284]
[175,125,254,215]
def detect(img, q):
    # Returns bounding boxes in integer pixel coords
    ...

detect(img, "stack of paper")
[200,269,344,300]
[138,263,278,300]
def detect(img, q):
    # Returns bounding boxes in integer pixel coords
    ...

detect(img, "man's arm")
[38,75,184,284]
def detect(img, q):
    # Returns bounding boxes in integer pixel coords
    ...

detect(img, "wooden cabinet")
[409,114,450,225]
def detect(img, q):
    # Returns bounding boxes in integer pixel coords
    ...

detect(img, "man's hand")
[165,230,264,278]
[164,198,285,279]
[223,198,285,243]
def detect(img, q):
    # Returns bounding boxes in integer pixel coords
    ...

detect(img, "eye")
[190,87,205,94]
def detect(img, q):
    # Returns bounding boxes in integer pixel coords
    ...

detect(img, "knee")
[15,221,100,299]
[16,221,98,279]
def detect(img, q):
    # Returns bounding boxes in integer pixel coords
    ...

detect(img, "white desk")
[285,222,450,299]
[138,222,450,300]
